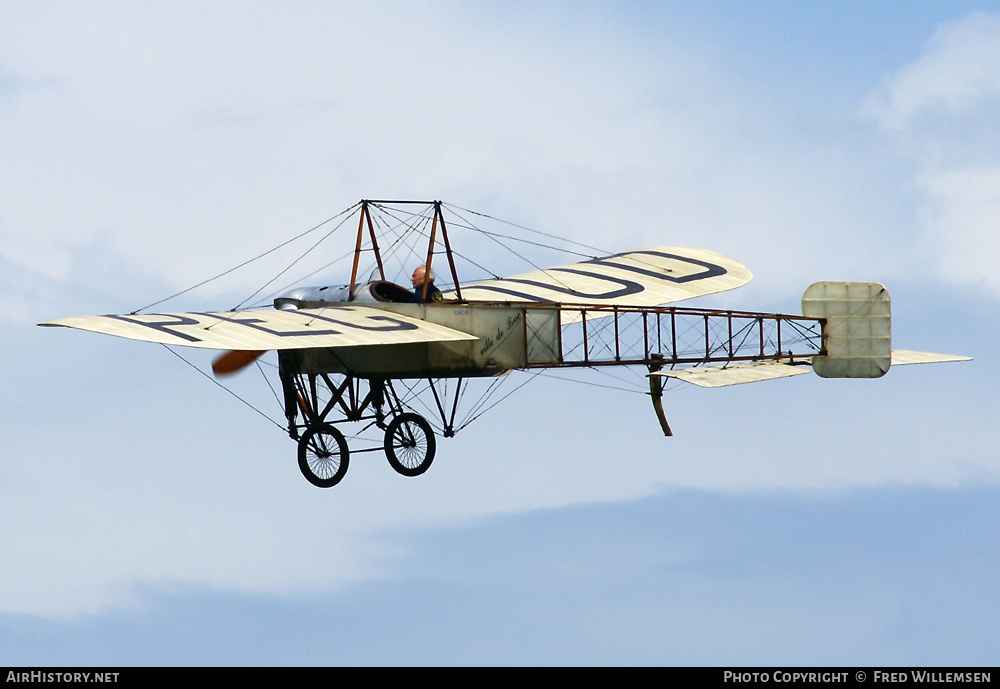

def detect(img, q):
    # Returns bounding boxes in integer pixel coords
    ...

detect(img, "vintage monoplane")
[42,200,970,487]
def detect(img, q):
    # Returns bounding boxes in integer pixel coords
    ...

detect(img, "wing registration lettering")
[105,313,206,344]
[41,305,476,351]
[200,311,345,339]
[463,268,645,302]
[303,307,420,332]
[454,246,751,308]
[584,250,728,284]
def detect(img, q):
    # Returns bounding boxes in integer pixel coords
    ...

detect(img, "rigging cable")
[436,205,577,289]
[232,207,359,310]
[134,202,360,314]
[454,370,546,432]
[443,202,710,286]
[443,202,614,256]
[160,345,287,433]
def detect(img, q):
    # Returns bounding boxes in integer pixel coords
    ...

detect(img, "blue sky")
[2,1,998,665]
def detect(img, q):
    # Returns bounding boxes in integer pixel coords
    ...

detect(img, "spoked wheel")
[297,423,349,488]
[384,413,436,477]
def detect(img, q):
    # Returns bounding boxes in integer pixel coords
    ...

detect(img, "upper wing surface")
[450,247,751,307]
[40,305,477,351]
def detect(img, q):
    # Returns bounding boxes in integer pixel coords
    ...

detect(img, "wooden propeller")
[212,350,267,377]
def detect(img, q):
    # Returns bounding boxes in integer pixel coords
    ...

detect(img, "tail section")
[802,282,892,378]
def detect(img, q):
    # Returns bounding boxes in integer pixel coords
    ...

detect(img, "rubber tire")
[298,424,350,488]
[384,413,436,477]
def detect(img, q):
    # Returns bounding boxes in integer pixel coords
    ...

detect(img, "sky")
[1,0,999,666]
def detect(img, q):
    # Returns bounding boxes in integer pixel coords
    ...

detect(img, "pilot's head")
[411,265,434,289]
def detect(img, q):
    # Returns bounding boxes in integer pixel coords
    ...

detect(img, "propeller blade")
[212,350,267,377]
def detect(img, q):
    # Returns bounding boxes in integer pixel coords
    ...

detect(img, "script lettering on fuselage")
[479,311,523,358]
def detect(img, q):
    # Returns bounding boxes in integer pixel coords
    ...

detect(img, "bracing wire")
[143,200,688,444]
[134,203,360,314]
[160,345,287,432]
[232,209,358,310]
[530,368,650,395]
[454,370,546,432]
[434,205,573,286]
[443,202,615,257]
[254,357,285,412]
[250,246,357,309]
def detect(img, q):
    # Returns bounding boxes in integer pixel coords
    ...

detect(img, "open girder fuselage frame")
[277,300,825,440]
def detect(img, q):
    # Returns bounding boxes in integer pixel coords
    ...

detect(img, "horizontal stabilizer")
[650,360,810,388]
[891,350,972,365]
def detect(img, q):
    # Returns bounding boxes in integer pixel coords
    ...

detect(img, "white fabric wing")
[40,305,477,351]
[451,247,751,307]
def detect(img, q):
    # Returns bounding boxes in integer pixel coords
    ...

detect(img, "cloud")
[4,3,996,625]
[863,11,1000,298]
[3,486,998,665]
[863,12,1000,131]
[916,167,1000,296]
[2,3,692,275]
[1,2,915,309]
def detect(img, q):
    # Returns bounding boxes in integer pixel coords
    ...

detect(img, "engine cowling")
[274,281,415,310]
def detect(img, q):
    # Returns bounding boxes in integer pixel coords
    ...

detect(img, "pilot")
[410,265,443,303]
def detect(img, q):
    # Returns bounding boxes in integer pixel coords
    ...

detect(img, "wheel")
[384,413,436,477]
[297,424,349,488]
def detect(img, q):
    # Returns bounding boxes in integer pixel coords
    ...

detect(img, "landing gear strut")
[281,356,439,487]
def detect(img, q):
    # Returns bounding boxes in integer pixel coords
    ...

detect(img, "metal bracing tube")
[728,311,734,358]
[436,201,463,300]
[614,306,620,362]
[364,204,384,281]
[422,211,439,303]
[704,314,710,359]
[643,311,649,359]
[348,201,368,296]
[670,310,677,361]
